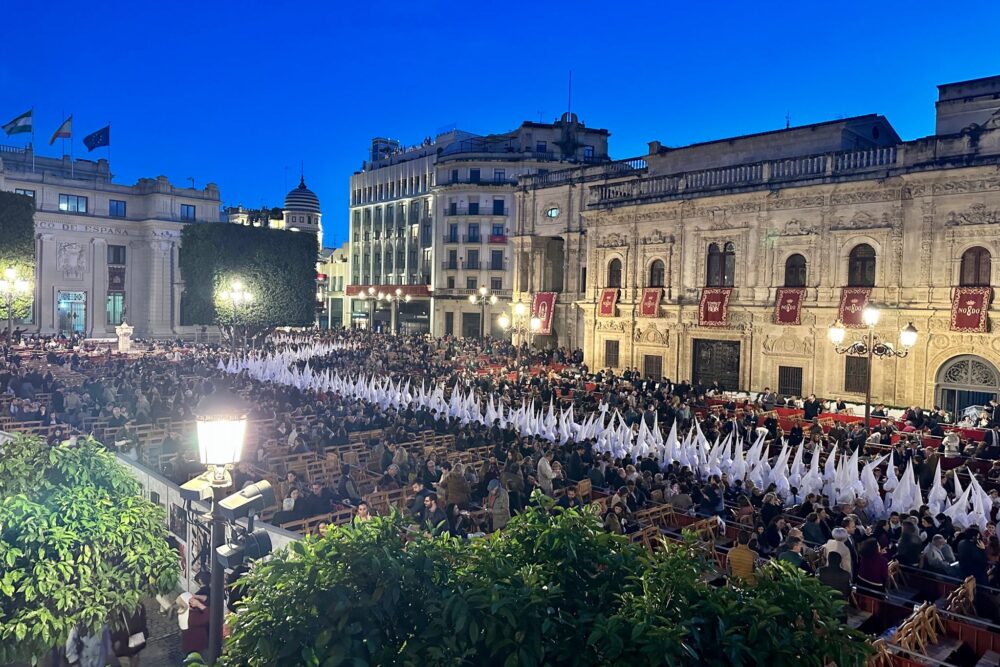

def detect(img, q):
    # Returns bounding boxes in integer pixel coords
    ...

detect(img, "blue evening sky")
[2,0,999,246]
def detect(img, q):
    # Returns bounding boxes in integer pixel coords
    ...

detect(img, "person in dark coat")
[180,593,210,655]
[957,527,989,585]
[111,602,149,666]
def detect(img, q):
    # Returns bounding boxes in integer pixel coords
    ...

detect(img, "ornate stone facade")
[515,75,1000,411]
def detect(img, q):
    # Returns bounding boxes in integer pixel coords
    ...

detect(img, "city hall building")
[0,146,222,339]
[514,74,1000,416]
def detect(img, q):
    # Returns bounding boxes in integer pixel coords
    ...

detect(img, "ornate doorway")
[692,339,740,390]
[935,355,999,418]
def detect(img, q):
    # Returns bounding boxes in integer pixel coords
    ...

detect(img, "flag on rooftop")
[2,109,32,136]
[83,124,110,151]
[49,115,72,145]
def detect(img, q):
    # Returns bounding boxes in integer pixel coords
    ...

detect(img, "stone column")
[146,240,174,337]
[90,238,108,337]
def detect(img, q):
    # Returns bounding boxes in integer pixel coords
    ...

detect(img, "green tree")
[222,501,871,667]
[0,190,36,322]
[178,224,317,339]
[0,435,179,664]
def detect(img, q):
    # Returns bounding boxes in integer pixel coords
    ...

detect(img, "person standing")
[111,603,149,666]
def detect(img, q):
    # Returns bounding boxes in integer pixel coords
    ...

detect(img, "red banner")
[598,288,619,317]
[108,267,126,293]
[639,288,662,317]
[699,288,732,327]
[774,288,804,325]
[531,292,557,335]
[838,287,872,328]
[951,287,991,332]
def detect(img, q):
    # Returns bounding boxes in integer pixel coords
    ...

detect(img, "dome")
[284,176,321,214]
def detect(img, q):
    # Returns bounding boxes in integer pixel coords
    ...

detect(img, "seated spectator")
[823,528,853,579]
[896,521,924,567]
[922,534,960,576]
[778,536,812,573]
[727,532,757,584]
[856,538,889,591]
[817,551,852,611]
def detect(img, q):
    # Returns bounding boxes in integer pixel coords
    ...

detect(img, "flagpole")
[107,122,111,182]
[30,106,35,173]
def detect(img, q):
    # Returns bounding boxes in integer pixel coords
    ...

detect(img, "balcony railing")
[444,207,508,216]
[443,234,460,244]
[465,261,481,270]
[592,146,898,206]
[435,287,513,298]
[442,261,459,270]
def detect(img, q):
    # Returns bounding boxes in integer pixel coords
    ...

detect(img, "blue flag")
[83,125,110,152]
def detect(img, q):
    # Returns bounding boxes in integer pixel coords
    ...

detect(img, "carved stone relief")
[57,242,87,280]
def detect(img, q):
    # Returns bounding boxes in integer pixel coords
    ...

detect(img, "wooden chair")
[945,576,976,617]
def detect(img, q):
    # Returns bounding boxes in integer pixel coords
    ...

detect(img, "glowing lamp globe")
[899,322,918,349]
[468,294,477,304]
[498,313,511,330]
[861,303,881,327]
[828,321,846,346]
[530,316,542,332]
[513,302,527,317]
[195,386,249,475]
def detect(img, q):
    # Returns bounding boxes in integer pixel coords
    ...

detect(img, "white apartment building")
[0,145,222,339]
[347,113,610,337]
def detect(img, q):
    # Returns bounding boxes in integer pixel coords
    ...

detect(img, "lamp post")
[356,286,377,330]
[468,285,499,338]
[0,267,30,345]
[218,280,253,352]
[378,287,411,334]
[194,385,249,666]
[497,300,541,364]
[828,303,917,428]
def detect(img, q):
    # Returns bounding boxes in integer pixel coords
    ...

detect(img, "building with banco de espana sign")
[514,74,1000,415]
[0,145,222,339]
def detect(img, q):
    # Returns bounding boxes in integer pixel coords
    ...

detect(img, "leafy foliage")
[223,501,871,667]
[179,224,317,328]
[0,435,179,663]
[0,190,36,321]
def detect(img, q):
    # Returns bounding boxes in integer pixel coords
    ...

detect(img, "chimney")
[648,141,662,155]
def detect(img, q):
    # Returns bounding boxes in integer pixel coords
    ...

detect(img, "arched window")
[847,244,876,287]
[607,258,622,288]
[960,246,991,286]
[648,259,665,287]
[706,242,735,287]
[784,253,807,287]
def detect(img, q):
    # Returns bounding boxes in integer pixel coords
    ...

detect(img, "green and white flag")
[2,109,33,136]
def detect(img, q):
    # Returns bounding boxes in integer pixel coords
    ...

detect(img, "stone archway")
[935,355,1000,419]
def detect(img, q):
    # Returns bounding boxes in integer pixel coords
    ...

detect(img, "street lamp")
[828,303,917,428]
[378,287,411,334]
[218,280,253,352]
[0,267,30,345]
[194,385,249,666]
[468,285,499,338]
[357,286,377,330]
[498,299,541,362]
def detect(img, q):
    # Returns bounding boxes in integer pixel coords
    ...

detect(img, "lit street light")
[194,385,249,666]
[498,299,541,363]
[828,303,917,427]
[468,285,499,338]
[356,286,377,330]
[378,287,412,334]
[218,280,253,351]
[0,266,30,345]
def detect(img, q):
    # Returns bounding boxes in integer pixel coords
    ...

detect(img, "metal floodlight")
[217,481,276,523]
[179,471,216,501]
[216,528,273,569]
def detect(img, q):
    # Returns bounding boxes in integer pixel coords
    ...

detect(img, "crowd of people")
[4,327,1000,661]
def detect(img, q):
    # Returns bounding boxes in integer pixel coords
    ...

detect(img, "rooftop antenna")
[785,110,790,129]
[187,176,195,188]
[537,110,545,122]
[300,160,304,182]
